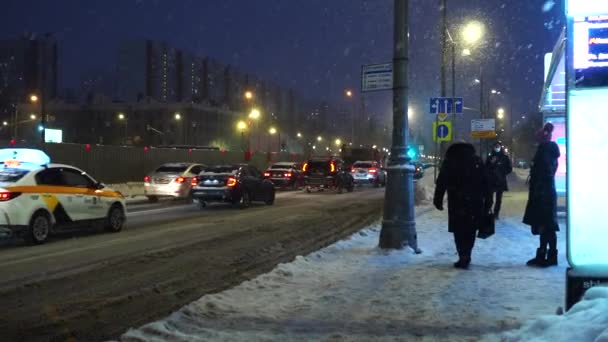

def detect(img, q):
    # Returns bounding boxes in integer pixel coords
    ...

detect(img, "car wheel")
[26,211,51,244]
[198,200,207,210]
[305,186,312,193]
[147,196,158,203]
[105,204,125,233]
[265,189,275,205]
[291,181,299,191]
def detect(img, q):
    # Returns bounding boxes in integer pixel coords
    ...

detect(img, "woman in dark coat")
[486,141,513,220]
[434,143,493,269]
[523,122,560,267]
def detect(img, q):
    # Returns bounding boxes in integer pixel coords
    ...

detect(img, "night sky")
[1,0,563,145]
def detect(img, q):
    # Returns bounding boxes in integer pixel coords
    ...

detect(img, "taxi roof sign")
[0,149,51,166]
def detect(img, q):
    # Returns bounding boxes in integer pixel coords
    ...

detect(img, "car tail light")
[369,168,378,173]
[144,176,150,183]
[284,172,292,177]
[0,192,20,201]
[302,163,308,172]
[351,168,356,173]
[175,177,186,184]
[264,172,271,177]
[190,178,198,186]
[226,177,237,187]
[330,162,336,173]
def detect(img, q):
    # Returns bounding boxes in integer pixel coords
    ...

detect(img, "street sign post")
[433,121,452,142]
[471,119,497,139]
[362,63,393,92]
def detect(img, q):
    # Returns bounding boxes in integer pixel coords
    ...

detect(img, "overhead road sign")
[429,97,464,114]
[361,63,393,92]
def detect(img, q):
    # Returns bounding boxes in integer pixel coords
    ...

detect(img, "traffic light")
[407,146,417,160]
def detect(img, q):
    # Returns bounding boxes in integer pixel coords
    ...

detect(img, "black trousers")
[493,191,504,216]
[453,228,477,258]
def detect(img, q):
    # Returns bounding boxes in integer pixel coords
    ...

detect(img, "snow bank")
[492,286,608,342]
[120,192,567,341]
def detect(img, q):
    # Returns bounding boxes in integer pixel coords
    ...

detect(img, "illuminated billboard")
[573,16,608,87]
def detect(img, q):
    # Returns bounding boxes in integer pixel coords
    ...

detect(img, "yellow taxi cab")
[0,148,126,244]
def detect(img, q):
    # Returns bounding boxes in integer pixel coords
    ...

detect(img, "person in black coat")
[486,141,513,220]
[523,122,560,267]
[434,143,493,269]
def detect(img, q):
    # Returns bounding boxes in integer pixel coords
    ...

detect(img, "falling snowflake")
[542,1,556,12]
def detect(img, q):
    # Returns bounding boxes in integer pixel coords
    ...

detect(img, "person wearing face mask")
[485,141,512,220]
[523,122,560,267]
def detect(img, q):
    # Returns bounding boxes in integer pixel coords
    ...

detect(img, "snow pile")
[120,194,567,342]
[493,286,608,342]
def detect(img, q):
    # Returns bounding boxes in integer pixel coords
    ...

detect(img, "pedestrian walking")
[434,143,493,269]
[523,122,561,267]
[486,141,513,220]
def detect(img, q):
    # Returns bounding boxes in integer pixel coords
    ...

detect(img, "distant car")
[414,162,425,180]
[351,160,386,187]
[302,157,354,194]
[143,163,205,202]
[0,148,126,244]
[263,162,303,190]
[191,164,275,208]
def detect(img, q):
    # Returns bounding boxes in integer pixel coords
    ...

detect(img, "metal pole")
[379,0,419,252]
[451,40,456,141]
[479,67,484,156]
[434,0,447,182]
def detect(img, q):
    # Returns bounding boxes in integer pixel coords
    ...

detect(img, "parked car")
[263,162,303,190]
[191,164,275,208]
[302,157,354,194]
[143,163,205,202]
[350,160,386,187]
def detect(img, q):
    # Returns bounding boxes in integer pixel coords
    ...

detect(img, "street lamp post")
[237,120,248,152]
[118,113,128,144]
[380,0,419,252]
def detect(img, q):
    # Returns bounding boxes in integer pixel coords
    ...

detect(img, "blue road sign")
[429,97,464,114]
[437,123,449,138]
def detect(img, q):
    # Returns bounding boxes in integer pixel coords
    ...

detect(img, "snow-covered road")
[120,173,568,342]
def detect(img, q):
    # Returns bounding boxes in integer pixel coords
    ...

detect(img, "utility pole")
[479,67,484,156]
[379,0,420,253]
[435,0,447,182]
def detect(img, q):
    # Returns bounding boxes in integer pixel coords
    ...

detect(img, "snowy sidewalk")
[119,186,569,342]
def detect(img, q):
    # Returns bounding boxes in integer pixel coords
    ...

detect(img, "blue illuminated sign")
[0,149,51,166]
[567,0,608,17]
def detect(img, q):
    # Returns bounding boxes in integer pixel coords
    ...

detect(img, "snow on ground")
[497,286,608,342]
[119,174,568,342]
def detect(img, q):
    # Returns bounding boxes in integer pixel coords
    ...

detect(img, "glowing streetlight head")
[2,121,7,126]
[118,113,125,120]
[29,114,36,120]
[174,113,182,120]
[497,108,505,120]
[269,127,277,135]
[462,48,472,56]
[345,89,353,98]
[30,94,38,103]
[249,108,261,120]
[335,138,342,146]
[237,120,247,131]
[297,132,302,138]
[317,136,323,142]
[244,91,253,100]
[474,78,481,84]
[462,21,484,45]
[491,89,498,94]
[372,144,378,149]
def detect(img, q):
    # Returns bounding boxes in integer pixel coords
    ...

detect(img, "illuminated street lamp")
[345,89,353,98]
[244,91,253,100]
[249,108,261,120]
[462,21,484,45]
[237,120,247,132]
[462,48,472,56]
[317,136,323,142]
[174,113,182,120]
[118,113,125,120]
[30,95,39,103]
[118,112,128,144]
[297,132,302,138]
[497,108,505,120]
[29,114,36,120]
[2,121,7,126]
[269,127,277,135]
[335,138,342,146]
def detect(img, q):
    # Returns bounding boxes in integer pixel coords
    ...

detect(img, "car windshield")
[354,163,373,169]
[203,166,239,174]
[0,168,29,183]
[271,164,293,169]
[155,165,188,173]
[307,161,330,172]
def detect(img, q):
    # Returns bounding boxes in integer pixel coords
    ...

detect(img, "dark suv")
[302,157,354,193]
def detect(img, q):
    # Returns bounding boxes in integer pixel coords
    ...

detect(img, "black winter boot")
[540,249,558,267]
[526,248,546,267]
[454,256,471,269]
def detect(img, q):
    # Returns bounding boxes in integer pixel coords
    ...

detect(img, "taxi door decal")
[41,194,73,224]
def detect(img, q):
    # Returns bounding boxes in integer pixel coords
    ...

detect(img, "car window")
[36,168,65,186]
[354,163,373,168]
[0,169,30,183]
[61,168,95,188]
[308,161,329,173]
[190,165,202,175]
[155,165,188,173]
[203,166,240,174]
